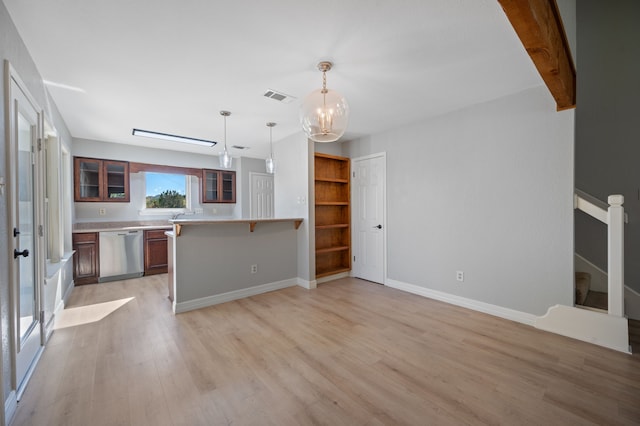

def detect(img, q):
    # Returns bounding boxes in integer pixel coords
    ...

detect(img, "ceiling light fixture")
[265,122,276,174]
[300,61,349,143]
[219,111,233,169]
[132,128,217,147]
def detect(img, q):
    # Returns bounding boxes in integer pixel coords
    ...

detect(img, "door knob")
[373,224,382,229]
[14,249,29,259]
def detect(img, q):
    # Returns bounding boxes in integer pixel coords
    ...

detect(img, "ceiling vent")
[231,145,250,150]
[263,89,296,104]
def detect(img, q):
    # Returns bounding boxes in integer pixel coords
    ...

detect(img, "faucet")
[171,212,184,220]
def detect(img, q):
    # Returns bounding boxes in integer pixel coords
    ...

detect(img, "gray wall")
[574,0,640,292]
[274,132,314,282]
[1,1,73,409]
[345,85,575,316]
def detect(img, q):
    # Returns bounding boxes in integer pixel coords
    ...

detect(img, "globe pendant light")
[265,122,276,174]
[219,110,233,169]
[300,61,349,143]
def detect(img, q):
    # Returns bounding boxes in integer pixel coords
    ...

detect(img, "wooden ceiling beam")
[498,0,576,111]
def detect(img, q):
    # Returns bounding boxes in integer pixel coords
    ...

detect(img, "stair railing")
[574,190,625,317]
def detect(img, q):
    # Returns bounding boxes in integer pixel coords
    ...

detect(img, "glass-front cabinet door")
[201,169,236,203]
[221,171,236,203]
[74,157,102,201]
[202,169,219,202]
[104,160,129,201]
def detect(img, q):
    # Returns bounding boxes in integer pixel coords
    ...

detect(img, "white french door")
[7,64,44,396]
[250,173,274,218]
[352,154,386,284]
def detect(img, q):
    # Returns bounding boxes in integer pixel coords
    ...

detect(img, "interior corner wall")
[273,132,314,282]
[575,0,640,293]
[1,1,73,411]
[345,85,575,316]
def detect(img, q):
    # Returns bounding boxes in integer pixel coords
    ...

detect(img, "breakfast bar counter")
[167,218,304,313]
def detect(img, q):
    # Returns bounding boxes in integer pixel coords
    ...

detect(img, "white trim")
[16,346,45,401]
[55,280,75,317]
[4,390,17,426]
[386,278,537,326]
[174,278,298,313]
[535,305,630,353]
[317,271,350,284]
[297,278,317,289]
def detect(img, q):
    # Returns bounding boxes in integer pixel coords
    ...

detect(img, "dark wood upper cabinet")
[74,156,130,202]
[201,169,236,203]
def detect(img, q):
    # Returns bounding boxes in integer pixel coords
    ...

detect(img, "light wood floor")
[11,275,640,425]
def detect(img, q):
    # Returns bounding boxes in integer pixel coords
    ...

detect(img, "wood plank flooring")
[11,275,640,425]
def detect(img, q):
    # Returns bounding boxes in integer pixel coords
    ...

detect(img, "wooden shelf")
[315,177,348,183]
[314,153,351,278]
[316,246,349,254]
[316,267,351,279]
[316,224,349,230]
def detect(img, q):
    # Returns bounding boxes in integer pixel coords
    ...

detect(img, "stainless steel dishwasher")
[99,230,144,282]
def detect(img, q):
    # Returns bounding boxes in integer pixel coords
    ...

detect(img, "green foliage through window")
[145,172,187,208]
[146,189,186,208]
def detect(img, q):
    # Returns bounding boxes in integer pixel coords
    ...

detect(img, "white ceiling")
[4,0,543,159]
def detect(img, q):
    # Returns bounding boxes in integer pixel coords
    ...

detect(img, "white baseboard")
[54,280,75,316]
[174,278,298,313]
[385,278,537,326]
[316,271,350,284]
[536,305,630,353]
[5,390,17,426]
[297,278,317,289]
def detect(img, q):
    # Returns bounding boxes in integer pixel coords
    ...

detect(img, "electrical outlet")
[251,264,258,274]
[456,271,464,282]
[99,208,106,216]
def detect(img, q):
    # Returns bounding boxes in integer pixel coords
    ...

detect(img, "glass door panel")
[105,161,128,200]
[78,158,100,199]
[17,111,37,344]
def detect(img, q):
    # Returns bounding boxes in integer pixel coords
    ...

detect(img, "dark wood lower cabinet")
[72,232,99,285]
[144,229,168,275]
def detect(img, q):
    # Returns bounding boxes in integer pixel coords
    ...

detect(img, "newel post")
[607,195,625,317]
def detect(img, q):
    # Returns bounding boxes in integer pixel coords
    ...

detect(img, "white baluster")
[607,195,624,317]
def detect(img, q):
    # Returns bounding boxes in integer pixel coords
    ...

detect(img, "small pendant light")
[219,110,233,169]
[265,122,276,174]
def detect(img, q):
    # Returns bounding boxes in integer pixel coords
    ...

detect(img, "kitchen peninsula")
[168,218,304,313]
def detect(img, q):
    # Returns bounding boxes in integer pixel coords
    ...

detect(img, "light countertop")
[73,220,172,233]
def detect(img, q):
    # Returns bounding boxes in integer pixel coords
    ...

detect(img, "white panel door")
[352,155,385,284]
[250,173,274,219]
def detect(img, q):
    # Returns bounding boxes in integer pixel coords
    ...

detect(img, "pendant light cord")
[224,115,228,151]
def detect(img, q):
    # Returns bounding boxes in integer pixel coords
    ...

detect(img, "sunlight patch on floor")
[54,297,135,330]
